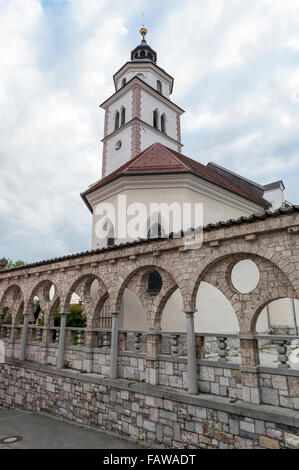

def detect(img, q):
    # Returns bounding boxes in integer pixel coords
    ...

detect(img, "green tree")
[54,304,86,328]
[6,259,26,269]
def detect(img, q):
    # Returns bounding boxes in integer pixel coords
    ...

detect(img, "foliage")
[38,315,44,326]
[67,304,86,328]
[4,312,12,324]
[54,304,86,328]
[54,306,61,327]
[6,259,26,269]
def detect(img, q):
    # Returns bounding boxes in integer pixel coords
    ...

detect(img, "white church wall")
[105,126,132,176]
[140,127,178,153]
[263,187,285,211]
[184,188,259,224]
[256,310,270,333]
[141,91,178,141]
[161,283,239,333]
[91,185,261,249]
[119,289,147,330]
[267,299,297,329]
[117,68,170,98]
[107,90,132,135]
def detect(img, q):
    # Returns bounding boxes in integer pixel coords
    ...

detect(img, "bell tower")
[100,26,184,177]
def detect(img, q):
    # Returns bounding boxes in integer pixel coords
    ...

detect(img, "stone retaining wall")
[4,339,299,407]
[0,360,299,449]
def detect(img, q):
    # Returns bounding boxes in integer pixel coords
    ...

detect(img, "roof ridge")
[82,143,271,210]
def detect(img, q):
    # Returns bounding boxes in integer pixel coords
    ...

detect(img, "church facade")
[81,28,297,335]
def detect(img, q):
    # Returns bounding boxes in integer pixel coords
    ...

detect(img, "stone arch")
[113,264,180,331]
[0,284,24,325]
[92,291,110,328]
[26,279,59,322]
[191,251,296,334]
[48,296,61,326]
[251,294,299,335]
[64,273,108,327]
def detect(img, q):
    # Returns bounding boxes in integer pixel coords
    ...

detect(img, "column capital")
[110,310,121,317]
[23,311,31,317]
[60,311,68,317]
[183,309,197,317]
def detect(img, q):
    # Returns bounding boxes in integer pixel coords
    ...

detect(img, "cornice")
[113,61,174,94]
[101,117,183,148]
[100,76,184,114]
[86,173,264,216]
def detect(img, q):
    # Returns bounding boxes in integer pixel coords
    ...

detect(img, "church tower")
[100,26,184,177]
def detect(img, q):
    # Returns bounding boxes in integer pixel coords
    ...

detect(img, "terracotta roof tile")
[81,143,270,210]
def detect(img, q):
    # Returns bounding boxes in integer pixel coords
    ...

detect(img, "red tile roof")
[81,143,270,211]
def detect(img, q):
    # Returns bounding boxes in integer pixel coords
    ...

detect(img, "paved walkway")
[0,407,149,449]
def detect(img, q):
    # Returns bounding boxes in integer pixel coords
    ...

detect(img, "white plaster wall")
[256,310,270,333]
[117,67,170,97]
[107,90,132,135]
[140,127,178,153]
[91,186,254,249]
[263,187,285,211]
[105,126,132,176]
[141,91,178,141]
[119,289,147,330]
[161,284,239,333]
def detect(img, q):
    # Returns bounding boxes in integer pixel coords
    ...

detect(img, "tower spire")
[140,14,147,42]
[131,19,157,63]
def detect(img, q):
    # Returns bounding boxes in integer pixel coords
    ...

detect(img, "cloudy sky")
[0,0,298,264]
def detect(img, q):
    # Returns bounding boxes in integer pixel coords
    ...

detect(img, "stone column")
[240,337,261,404]
[145,333,160,385]
[185,310,198,394]
[57,312,68,369]
[20,312,30,361]
[110,311,120,379]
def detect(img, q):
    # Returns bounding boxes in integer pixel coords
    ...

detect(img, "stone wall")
[3,338,299,407]
[0,360,298,449]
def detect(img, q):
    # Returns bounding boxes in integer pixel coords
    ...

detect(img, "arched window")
[114,111,120,130]
[157,80,162,94]
[147,271,163,296]
[161,114,166,133]
[140,50,146,57]
[146,212,167,239]
[121,107,126,126]
[102,219,115,248]
[147,223,163,239]
[153,109,159,129]
[121,77,126,88]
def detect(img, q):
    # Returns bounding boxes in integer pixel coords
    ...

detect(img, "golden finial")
[140,13,147,40]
